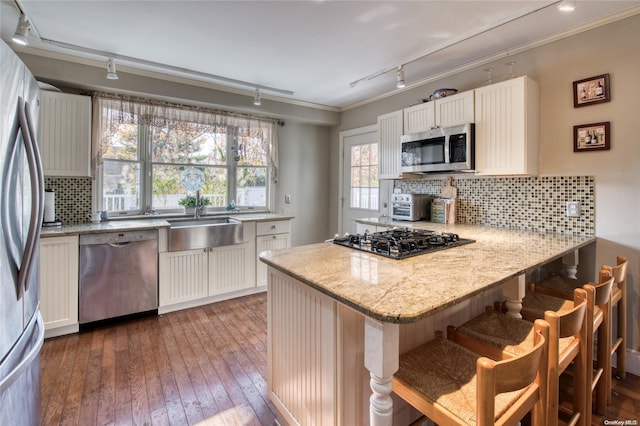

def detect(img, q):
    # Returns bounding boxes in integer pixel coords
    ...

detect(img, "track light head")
[12,14,31,46]
[106,58,119,80]
[396,67,406,89]
[253,88,262,106]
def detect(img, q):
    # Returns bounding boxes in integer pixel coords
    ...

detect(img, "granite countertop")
[40,219,171,237]
[259,222,595,324]
[40,213,294,238]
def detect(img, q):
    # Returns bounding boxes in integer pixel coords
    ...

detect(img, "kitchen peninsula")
[259,222,595,425]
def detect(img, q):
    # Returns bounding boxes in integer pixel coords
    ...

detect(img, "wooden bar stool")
[448,289,588,426]
[536,256,629,383]
[603,256,629,382]
[521,271,614,424]
[391,321,549,426]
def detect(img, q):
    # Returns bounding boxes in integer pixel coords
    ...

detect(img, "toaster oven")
[390,193,430,221]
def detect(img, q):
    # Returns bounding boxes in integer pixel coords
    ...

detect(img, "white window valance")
[91,92,280,182]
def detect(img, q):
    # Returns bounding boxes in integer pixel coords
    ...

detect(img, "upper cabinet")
[39,91,92,177]
[474,76,540,176]
[403,102,435,134]
[377,109,404,179]
[402,90,474,133]
[435,90,475,127]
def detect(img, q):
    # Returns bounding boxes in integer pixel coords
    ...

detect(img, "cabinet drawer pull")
[271,225,277,229]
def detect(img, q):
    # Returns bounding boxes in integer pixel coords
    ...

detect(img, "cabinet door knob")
[272,235,277,239]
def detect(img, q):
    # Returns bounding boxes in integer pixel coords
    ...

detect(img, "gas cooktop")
[332,228,474,260]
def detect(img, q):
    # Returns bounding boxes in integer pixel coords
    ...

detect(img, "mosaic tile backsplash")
[46,175,595,234]
[395,176,594,236]
[44,177,93,225]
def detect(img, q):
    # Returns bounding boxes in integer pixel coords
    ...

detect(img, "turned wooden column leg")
[562,250,579,279]
[364,317,399,426]
[503,274,526,318]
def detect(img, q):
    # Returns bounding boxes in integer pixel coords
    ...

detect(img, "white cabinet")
[377,110,404,179]
[403,102,435,134]
[209,242,256,296]
[402,90,475,134]
[256,220,291,287]
[159,249,209,307]
[39,91,92,177]
[474,76,540,176]
[435,90,475,126]
[39,236,79,337]
[159,223,257,313]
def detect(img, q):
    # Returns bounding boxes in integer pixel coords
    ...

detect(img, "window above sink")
[95,94,276,218]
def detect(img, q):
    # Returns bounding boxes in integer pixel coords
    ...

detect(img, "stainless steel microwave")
[401,123,474,173]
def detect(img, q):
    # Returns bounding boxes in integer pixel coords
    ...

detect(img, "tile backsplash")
[44,177,93,225]
[395,176,594,236]
[46,175,595,235]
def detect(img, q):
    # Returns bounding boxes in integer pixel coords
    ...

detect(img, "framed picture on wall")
[573,74,610,107]
[574,121,610,152]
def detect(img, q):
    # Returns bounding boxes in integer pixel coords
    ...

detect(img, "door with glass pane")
[341,127,379,235]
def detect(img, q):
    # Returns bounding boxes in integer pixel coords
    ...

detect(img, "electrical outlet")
[566,202,580,217]
[285,194,292,204]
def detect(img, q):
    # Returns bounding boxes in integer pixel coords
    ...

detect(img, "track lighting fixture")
[253,88,262,106]
[396,66,406,89]
[12,14,31,46]
[106,58,119,80]
[557,0,576,12]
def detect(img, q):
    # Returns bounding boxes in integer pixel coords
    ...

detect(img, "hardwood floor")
[40,292,640,426]
[40,293,277,426]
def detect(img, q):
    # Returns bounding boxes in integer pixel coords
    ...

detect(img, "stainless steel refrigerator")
[0,39,45,425]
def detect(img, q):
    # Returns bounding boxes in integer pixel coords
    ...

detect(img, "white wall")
[274,122,330,246]
[332,14,640,373]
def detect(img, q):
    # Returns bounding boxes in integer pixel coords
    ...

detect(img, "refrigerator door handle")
[17,97,43,294]
[0,312,44,394]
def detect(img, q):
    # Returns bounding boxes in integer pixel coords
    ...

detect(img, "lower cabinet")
[158,218,292,313]
[256,220,291,287]
[39,235,79,337]
[159,248,209,307]
[159,240,255,312]
[209,243,256,296]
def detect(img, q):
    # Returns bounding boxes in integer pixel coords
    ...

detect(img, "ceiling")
[2,0,640,110]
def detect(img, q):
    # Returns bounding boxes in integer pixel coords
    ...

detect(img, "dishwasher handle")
[108,242,131,248]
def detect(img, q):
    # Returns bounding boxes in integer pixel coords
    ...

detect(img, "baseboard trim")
[158,286,267,314]
[625,348,640,377]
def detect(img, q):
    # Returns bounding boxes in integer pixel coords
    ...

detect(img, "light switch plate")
[285,194,292,204]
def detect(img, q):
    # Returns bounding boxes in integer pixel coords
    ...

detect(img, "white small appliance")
[391,193,430,221]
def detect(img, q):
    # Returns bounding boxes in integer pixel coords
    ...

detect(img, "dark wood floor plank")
[59,332,93,425]
[42,336,80,426]
[126,319,153,426]
[136,317,168,423]
[96,327,116,425]
[168,311,221,420]
[185,308,238,425]
[77,347,103,425]
[153,316,189,426]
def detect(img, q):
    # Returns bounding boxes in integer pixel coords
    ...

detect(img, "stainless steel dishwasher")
[79,229,158,324]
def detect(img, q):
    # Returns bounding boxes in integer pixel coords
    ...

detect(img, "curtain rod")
[93,91,285,126]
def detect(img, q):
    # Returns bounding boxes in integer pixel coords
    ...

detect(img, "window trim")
[94,98,275,217]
